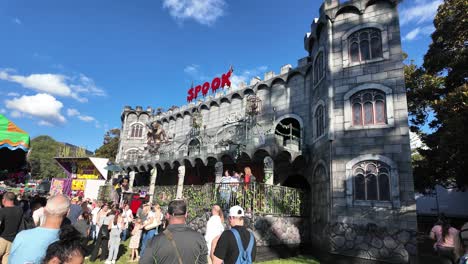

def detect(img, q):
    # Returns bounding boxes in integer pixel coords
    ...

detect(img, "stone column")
[215,162,223,183]
[149,166,158,201]
[129,170,136,191]
[264,156,274,185]
[176,165,185,199]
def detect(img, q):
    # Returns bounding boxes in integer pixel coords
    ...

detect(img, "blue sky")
[0,0,441,151]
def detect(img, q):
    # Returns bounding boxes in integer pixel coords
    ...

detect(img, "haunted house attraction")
[116,0,417,262]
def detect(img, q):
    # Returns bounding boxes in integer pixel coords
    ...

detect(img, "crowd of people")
[219,167,256,208]
[0,190,258,264]
[429,214,468,264]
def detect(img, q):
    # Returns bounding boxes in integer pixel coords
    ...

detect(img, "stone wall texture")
[327,222,417,263]
[188,213,308,247]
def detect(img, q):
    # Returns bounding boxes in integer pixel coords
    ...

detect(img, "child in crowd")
[129,219,143,262]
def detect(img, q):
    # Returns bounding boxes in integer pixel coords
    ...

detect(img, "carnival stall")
[53,157,109,199]
[0,114,30,182]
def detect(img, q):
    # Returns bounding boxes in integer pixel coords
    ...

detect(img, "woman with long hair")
[205,205,225,263]
[140,204,160,257]
[430,217,459,261]
[89,208,114,261]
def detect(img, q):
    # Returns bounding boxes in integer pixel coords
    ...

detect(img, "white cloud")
[13,18,22,25]
[183,64,209,80]
[163,0,226,25]
[0,109,5,114]
[78,115,95,122]
[66,108,97,123]
[230,66,268,90]
[184,64,200,75]
[67,108,80,117]
[400,0,442,25]
[403,25,434,41]
[38,120,53,126]
[4,93,66,124]
[0,69,105,102]
[7,92,20,97]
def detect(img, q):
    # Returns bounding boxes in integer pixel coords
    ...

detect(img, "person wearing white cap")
[212,205,256,264]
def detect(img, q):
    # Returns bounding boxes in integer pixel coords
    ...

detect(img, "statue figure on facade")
[146,121,168,154]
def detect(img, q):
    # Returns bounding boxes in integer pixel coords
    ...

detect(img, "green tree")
[95,128,120,161]
[405,0,468,191]
[28,135,65,179]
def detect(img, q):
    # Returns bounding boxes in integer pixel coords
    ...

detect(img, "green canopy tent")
[0,114,30,171]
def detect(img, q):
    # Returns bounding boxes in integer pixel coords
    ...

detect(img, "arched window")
[351,90,386,126]
[314,52,324,85]
[126,149,139,161]
[275,117,301,150]
[348,28,382,63]
[315,105,324,138]
[130,123,144,138]
[353,161,390,201]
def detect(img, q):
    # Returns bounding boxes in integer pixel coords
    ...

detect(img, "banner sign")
[71,179,86,191]
[50,178,65,196]
[187,67,233,102]
[76,160,99,179]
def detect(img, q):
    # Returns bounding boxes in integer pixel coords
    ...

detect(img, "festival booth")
[53,157,109,199]
[0,114,30,184]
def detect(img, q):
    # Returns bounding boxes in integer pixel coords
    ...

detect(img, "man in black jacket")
[139,200,208,264]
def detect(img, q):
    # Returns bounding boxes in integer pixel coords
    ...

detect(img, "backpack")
[18,212,36,232]
[459,255,468,264]
[230,228,254,264]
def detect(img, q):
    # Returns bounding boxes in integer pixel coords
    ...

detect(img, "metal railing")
[153,182,308,217]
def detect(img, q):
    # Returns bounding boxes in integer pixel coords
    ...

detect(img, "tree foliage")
[406,0,468,191]
[28,136,65,179]
[94,128,120,161]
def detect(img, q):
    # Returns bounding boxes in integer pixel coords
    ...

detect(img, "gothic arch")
[343,83,395,130]
[345,154,400,208]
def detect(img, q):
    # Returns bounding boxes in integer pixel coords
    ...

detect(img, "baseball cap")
[229,205,244,217]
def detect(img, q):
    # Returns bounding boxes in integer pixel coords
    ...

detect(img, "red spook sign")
[187,67,233,102]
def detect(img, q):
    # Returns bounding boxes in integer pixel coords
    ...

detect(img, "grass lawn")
[84,239,319,264]
[259,256,320,264]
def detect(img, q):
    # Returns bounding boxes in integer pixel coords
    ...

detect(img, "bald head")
[45,194,70,217]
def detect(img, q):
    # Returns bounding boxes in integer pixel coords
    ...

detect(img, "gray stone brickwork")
[116,0,417,262]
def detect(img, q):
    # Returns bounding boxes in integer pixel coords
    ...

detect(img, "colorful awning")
[0,114,30,152]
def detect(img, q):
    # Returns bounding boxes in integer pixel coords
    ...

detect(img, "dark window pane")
[360,40,370,61]
[379,174,390,201]
[363,93,373,102]
[355,168,365,175]
[355,174,365,200]
[359,31,369,40]
[316,106,323,136]
[364,102,374,125]
[375,100,386,123]
[366,174,378,200]
[353,97,361,104]
[131,127,135,137]
[318,53,323,80]
[380,167,389,174]
[350,42,360,62]
[374,94,384,101]
[371,37,382,58]
[353,103,363,125]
